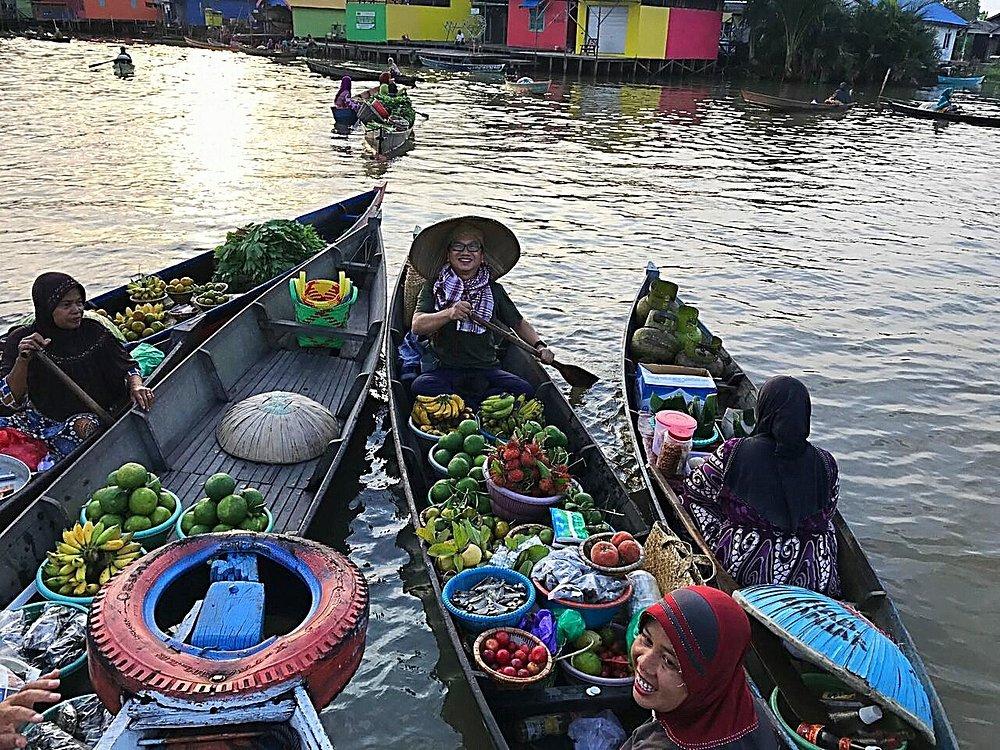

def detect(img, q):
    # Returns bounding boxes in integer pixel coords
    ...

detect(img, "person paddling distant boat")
[825,81,852,105]
[407,217,555,408]
[115,46,132,65]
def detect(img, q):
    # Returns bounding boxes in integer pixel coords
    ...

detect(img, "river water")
[1,38,997,748]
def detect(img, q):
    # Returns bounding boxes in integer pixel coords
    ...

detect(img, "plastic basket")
[36,547,146,607]
[473,627,555,690]
[533,578,632,629]
[486,476,562,522]
[15,602,89,678]
[441,566,535,633]
[79,490,182,549]
[289,278,358,349]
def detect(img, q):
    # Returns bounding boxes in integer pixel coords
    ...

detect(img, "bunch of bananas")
[41,521,143,598]
[411,394,475,436]
[479,393,545,438]
[127,275,167,301]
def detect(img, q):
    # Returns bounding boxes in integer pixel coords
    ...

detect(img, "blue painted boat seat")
[190,580,265,651]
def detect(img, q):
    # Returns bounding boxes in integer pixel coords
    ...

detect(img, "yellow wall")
[575,1,669,59]
[386,0,472,42]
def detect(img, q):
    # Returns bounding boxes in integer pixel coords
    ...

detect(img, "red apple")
[495,631,510,646]
[610,531,634,547]
[495,649,511,665]
[529,646,548,664]
[526,661,541,675]
[517,669,531,679]
[484,638,499,652]
[511,658,524,670]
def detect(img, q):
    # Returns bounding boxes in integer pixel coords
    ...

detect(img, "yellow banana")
[81,521,95,544]
[99,567,112,585]
[61,529,81,549]
[415,395,438,404]
[84,584,100,596]
[74,566,87,583]
[56,542,81,556]
[119,541,142,555]
[73,581,87,596]
[101,538,126,552]
[58,563,77,576]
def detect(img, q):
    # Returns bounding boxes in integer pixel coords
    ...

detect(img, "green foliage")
[746,0,939,81]
[213,220,325,292]
[942,0,980,22]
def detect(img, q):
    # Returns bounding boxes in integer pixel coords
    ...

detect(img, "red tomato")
[501,666,517,677]
[495,649,511,665]
[484,638,499,652]
[495,631,510,646]
[529,646,548,664]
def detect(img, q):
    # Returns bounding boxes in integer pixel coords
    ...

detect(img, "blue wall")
[175,0,255,27]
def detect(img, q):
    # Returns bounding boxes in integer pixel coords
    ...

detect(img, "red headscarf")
[642,586,758,750]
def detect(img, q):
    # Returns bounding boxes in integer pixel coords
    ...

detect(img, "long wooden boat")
[306,59,419,86]
[113,61,134,79]
[0,201,385,610]
[741,89,854,113]
[183,35,232,51]
[364,125,413,157]
[620,266,960,750]
[386,265,788,748]
[236,43,298,60]
[885,99,1000,127]
[937,74,984,87]
[503,79,550,95]
[0,187,385,528]
[419,54,505,73]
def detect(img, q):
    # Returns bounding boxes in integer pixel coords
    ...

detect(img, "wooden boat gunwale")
[619,267,960,750]
[0,187,385,528]
[364,125,414,157]
[885,99,1000,127]
[418,54,506,73]
[305,59,419,86]
[236,43,298,60]
[741,89,855,113]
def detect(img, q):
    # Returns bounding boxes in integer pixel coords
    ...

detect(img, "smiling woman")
[624,587,780,750]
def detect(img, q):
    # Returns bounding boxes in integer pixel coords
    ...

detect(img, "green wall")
[345,3,387,42]
[292,7,346,38]
[17,0,32,19]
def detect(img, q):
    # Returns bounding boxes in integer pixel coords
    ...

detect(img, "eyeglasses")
[449,241,483,254]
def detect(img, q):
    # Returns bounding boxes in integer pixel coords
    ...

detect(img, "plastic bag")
[568,710,627,750]
[530,548,628,604]
[25,723,89,750]
[130,343,165,378]
[57,695,113,746]
[0,609,28,660]
[0,428,49,472]
[22,606,87,671]
[518,609,557,653]
[555,608,585,647]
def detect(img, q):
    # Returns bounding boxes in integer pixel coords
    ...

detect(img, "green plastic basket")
[289,278,358,349]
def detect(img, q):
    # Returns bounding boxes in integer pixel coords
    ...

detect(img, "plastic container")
[289,278,358,349]
[770,673,908,750]
[442,566,535,633]
[15,602,89,679]
[559,623,633,687]
[626,570,662,617]
[36,547,145,607]
[174,506,274,539]
[427,444,451,478]
[533,579,633,629]
[652,411,697,457]
[486,476,562,522]
[657,429,693,478]
[79,490,182,548]
[408,416,443,445]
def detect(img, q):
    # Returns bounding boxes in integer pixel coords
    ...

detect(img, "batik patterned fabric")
[0,391,99,461]
[681,438,841,597]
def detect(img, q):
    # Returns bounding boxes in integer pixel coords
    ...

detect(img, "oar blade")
[555,361,599,389]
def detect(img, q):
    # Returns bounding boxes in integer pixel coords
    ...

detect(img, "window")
[943,30,952,49]
[130,0,137,6]
[97,0,105,6]
[529,6,544,32]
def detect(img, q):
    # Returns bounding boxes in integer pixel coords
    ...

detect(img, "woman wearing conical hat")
[407,217,554,407]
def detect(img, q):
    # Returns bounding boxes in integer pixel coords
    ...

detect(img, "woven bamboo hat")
[408,216,521,281]
[216,391,340,464]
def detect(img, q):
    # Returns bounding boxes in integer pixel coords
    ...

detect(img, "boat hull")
[741,89,854,113]
[620,268,960,750]
[364,126,413,157]
[503,80,550,94]
[418,54,505,73]
[886,99,1000,127]
[306,59,418,86]
[937,75,984,87]
[113,62,134,78]
[183,36,232,51]
[237,44,297,60]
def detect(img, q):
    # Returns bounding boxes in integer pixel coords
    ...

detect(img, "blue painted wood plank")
[190,581,264,650]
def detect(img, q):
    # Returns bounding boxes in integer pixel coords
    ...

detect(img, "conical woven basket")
[216,391,341,464]
[402,261,425,329]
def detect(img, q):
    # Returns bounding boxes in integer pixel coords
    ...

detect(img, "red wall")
[80,0,159,21]
[507,0,570,51]
[665,8,721,60]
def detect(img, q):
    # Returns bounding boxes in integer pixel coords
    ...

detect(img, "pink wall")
[665,8,721,60]
[507,0,570,51]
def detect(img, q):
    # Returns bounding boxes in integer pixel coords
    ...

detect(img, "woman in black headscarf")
[0,273,153,462]
[680,376,840,596]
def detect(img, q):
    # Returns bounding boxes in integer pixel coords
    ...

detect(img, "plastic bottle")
[513,713,570,742]
[627,570,662,617]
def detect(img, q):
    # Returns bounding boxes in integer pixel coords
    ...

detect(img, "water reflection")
[1,37,997,747]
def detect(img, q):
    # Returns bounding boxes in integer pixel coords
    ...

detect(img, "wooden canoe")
[620,266,960,750]
[503,79,550,95]
[364,125,413,157]
[113,61,134,79]
[183,36,232,51]
[236,43,298,60]
[418,55,505,73]
[0,198,386,608]
[937,74,984,87]
[306,59,419,86]
[741,89,854,113]
[385,265,795,748]
[0,186,385,528]
[885,99,1000,128]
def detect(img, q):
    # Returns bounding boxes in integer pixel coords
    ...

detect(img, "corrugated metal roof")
[909,1,970,27]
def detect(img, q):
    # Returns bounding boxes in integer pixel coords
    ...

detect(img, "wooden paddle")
[468,312,599,389]
[877,68,892,107]
[35,352,113,425]
[89,59,116,69]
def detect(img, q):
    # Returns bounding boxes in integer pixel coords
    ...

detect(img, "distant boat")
[741,89,854,113]
[236,43,297,60]
[503,78,550,94]
[183,36,232,51]
[885,99,1000,127]
[937,74,985,87]
[113,60,135,78]
[418,54,505,73]
[306,59,419,86]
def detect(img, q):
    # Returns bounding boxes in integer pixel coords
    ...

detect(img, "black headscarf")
[722,376,831,532]
[0,273,136,421]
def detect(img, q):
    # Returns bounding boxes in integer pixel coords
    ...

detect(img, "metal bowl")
[0,455,32,497]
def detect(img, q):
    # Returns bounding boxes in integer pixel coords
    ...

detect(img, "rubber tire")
[88,533,368,711]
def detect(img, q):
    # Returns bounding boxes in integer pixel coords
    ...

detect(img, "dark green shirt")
[416,280,523,369]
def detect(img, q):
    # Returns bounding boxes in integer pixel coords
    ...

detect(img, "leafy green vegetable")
[213,219,325,292]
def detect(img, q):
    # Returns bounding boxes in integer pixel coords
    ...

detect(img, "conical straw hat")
[408,216,520,281]
[217,391,340,464]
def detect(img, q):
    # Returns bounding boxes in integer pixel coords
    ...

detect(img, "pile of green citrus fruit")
[84,461,177,534]
[179,473,269,536]
[432,420,489,480]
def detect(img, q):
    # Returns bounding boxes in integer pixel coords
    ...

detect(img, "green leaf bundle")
[213,219,325,292]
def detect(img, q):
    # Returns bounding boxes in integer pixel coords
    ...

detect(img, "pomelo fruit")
[124,515,152,533]
[95,486,128,515]
[204,473,236,501]
[149,506,172,527]
[129,487,159,516]
[116,463,149,490]
[463,434,486,455]
[192,499,218,527]
[188,524,212,536]
[447,456,470,479]
[158,492,176,512]
[85,499,103,521]
[217,495,248,526]
[457,419,479,437]
[179,511,197,535]
[571,651,602,677]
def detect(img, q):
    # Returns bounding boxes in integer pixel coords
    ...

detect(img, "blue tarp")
[521,0,542,8]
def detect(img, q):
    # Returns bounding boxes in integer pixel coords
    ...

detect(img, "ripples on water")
[1,38,997,747]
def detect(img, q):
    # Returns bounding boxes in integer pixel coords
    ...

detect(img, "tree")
[942,0,980,22]
[747,0,840,78]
